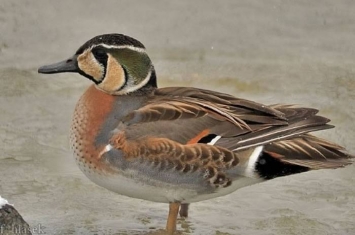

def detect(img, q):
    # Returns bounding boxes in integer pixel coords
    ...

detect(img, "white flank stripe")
[105,144,113,152]
[207,135,221,145]
[246,146,264,177]
[99,144,114,158]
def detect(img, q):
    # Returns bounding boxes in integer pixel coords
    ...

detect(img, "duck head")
[38,34,157,94]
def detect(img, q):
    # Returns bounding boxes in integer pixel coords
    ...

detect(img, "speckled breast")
[70,85,114,175]
[68,86,201,202]
[69,85,145,176]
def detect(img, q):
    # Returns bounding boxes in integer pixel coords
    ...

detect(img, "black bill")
[38,55,79,74]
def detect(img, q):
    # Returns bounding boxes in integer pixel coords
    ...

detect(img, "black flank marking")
[255,151,310,180]
[199,134,217,144]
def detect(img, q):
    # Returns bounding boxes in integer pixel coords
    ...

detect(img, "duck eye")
[92,47,107,61]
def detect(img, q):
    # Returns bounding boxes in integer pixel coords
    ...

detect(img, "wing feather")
[264,134,353,169]
[109,86,352,184]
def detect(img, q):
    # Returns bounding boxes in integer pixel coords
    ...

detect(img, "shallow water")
[1,1,355,235]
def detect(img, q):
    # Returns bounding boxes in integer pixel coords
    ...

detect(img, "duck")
[38,33,353,234]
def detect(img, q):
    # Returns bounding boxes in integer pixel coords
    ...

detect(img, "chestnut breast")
[70,85,147,174]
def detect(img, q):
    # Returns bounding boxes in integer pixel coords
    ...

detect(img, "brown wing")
[110,131,242,188]
[120,87,332,150]
[217,104,334,151]
[264,134,353,169]
[107,86,353,187]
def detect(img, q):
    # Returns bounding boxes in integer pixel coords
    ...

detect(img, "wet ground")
[0,1,355,234]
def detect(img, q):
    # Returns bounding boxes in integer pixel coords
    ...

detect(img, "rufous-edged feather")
[264,134,353,169]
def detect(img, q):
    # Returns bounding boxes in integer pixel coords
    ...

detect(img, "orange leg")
[166,202,180,234]
[179,203,189,218]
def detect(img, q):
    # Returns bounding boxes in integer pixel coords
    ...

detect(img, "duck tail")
[254,134,354,179]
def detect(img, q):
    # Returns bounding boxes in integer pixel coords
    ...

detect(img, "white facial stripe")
[87,43,151,94]
[245,146,264,177]
[207,135,221,145]
[94,44,146,53]
[115,68,153,95]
